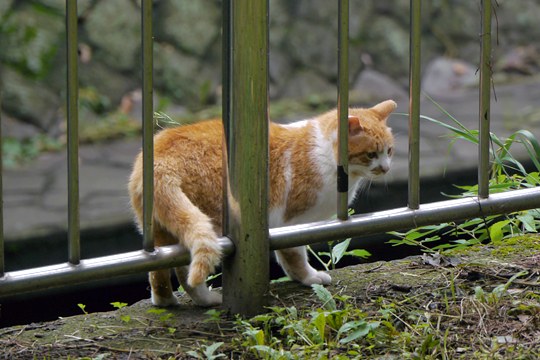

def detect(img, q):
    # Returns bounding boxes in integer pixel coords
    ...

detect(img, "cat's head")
[344,100,396,179]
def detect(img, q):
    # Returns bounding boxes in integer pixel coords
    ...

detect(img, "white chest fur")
[269,121,362,228]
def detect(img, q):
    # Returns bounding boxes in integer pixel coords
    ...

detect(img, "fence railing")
[1,0,540,318]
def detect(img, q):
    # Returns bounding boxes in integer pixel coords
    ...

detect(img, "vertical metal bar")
[66,0,80,265]
[0,97,4,278]
[408,0,421,210]
[142,0,154,252]
[223,0,269,316]
[337,0,349,221]
[221,0,231,237]
[478,0,492,199]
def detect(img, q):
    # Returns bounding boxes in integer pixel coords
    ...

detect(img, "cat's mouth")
[370,166,389,176]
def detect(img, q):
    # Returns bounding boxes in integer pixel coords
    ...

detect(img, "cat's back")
[154,119,223,159]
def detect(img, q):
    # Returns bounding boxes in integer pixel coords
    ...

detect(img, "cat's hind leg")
[275,246,331,286]
[174,266,222,307]
[148,226,181,306]
[149,269,180,307]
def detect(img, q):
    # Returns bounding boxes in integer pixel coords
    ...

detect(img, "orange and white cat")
[128,100,397,307]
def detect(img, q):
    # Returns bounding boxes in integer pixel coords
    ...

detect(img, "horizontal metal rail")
[2,186,540,298]
[0,239,234,297]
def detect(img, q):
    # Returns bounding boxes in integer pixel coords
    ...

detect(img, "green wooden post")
[0,93,3,278]
[222,0,270,316]
[66,0,80,265]
[408,0,421,210]
[141,0,154,252]
[337,0,350,220]
[478,0,492,199]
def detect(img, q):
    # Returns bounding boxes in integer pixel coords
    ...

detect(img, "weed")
[186,342,226,360]
[391,102,540,253]
[110,302,131,323]
[77,303,88,315]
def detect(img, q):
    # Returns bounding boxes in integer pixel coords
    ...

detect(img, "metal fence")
[1,0,540,317]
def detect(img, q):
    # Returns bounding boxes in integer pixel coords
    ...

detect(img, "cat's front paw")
[301,271,332,286]
[151,293,180,307]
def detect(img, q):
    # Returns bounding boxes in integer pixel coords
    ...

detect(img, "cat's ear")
[348,115,363,136]
[372,100,397,120]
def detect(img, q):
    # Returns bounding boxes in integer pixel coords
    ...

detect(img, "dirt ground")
[1,235,539,359]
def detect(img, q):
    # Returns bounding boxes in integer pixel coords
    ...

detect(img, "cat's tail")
[151,178,222,287]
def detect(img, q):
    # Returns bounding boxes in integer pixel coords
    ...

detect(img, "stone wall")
[1,0,539,135]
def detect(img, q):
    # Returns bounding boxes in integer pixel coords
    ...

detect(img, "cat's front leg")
[275,247,332,286]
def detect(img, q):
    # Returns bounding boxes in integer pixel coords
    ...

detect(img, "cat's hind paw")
[192,291,222,307]
[301,271,332,286]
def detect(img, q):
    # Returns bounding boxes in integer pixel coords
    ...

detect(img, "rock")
[78,61,138,110]
[155,0,221,56]
[1,113,41,139]
[84,0,140,71]
[2,68,61,131]
[352,68,408,103]
[496,46,540,75]
[280,70,335,101]
[153,43,207,108]
[362,17,410,80]
[285,20,338,80]
[422,57,478,98]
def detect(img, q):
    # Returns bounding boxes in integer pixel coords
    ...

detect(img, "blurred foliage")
[2,135,62,168]
[0,2,63,79]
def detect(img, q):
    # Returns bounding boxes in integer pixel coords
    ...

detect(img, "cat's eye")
[367,152,377,159]
[387,147,393,156]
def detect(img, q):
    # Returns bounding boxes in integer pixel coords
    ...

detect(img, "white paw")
[192,291,222,307]
[151,293,180,307]
[301,271,332,286]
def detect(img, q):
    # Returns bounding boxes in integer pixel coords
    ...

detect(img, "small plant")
[77,303,88,315]
[310,209,371,272]
[110,301,131,323]
[186,342,226,360]
[234,284,382,358]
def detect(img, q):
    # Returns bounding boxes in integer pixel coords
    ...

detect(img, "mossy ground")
[1,235,539,359]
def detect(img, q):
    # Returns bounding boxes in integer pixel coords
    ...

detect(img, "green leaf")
[311,312,327,343]
[146,308,167,315]
[338,321,380,343]
[331,239,351,265]
[311,284,336,311]
[110,301,128,309]
[489,220,511,242]
[77,303,88,315]
[517,213,538,232]
[343,249,371,259]
[203,342,225,359]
